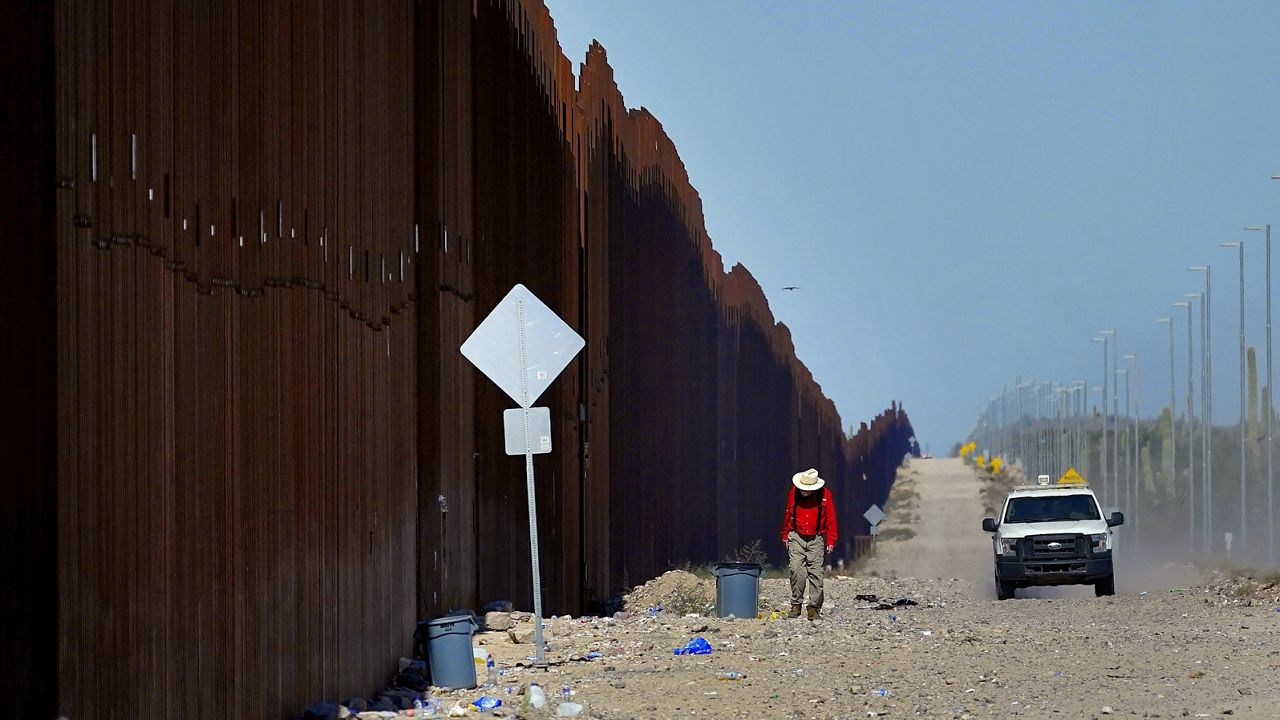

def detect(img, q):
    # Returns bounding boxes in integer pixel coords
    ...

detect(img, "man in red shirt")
[779,468,838,620]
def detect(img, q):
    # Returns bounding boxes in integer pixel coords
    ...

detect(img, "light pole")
[1247,222,1272,564]
[1117,367,1130,513]
[1093,384,1106,483]
[1124,353,1140,532]
[1015,376,1023,468]
[1093,335,1110,496]
[1176,300,1195,552]
[1157,317,1175,537]
[1189,266,1212,552]
[1220,240,1246,554]
[1075,381,1088,471]
[1100,329,1118,506]
[1041,381,1053,476]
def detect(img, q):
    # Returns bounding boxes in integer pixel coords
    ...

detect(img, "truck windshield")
[1003,494,1100,523]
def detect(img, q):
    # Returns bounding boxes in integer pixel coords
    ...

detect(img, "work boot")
[806,606,821,621]
[788,603,802,619]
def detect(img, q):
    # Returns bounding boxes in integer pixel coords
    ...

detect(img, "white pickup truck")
[981,475,1124,600]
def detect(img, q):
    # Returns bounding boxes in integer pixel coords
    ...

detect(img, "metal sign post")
[515,298,547,666]
[461,284,583,669]
[864,504,885,553]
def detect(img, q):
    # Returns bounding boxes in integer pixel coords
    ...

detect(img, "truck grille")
[1024,534,1084,559]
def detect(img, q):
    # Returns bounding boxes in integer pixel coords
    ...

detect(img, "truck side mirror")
[981,517,997,533]
[1106,511,1125,527]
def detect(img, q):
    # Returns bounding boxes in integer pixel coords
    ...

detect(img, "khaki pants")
[787,531,825,608]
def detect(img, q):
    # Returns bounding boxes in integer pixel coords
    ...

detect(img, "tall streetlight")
[1000,385,1008,460]
[1247,222,1272,564]
[1220,240,1246,554]
[1175,299,1195,552]
[1041,380,1053,476]
[1074,380,1088,471]
[1100,329,1118,506]
[1117,367,1130,512]
[1124,353,1140,533]
[1093,335,1110,496]
[1015,376,1024,467]
[1156,317,1175,539]
[1189,266,1212,551]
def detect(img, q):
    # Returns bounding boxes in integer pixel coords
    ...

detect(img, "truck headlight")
[1090,533,1110,552]
[998,538,1019,556]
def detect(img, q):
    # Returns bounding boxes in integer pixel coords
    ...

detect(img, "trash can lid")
[713,561,763,572]
[426,614,477,628]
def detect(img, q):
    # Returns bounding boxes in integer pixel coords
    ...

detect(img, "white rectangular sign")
[503,407,552,456]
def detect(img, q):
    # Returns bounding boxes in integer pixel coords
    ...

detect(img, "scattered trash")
[1139,592,1149,598]
[921,630,933,636]
[1101,706,1114,715]
[1170,588,1187,593]
[888,614,897,622]
[446,702,470,717]
[647,605,664,617]
[560,685,572,700]
[413,695,426,715]
[470,696,502,711]
[555,702,584,717]
[717,671,744,681]
[856,594,878,602]
[673,636,713,655]
[895,597,919,606]
[1054,671,1064,678]
[873,688,890,696]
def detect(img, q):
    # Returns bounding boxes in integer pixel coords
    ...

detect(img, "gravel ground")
[418,459,1280,720]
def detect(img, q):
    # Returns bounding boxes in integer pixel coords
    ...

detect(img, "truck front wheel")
[1094,574,1115,597]
[995,576,1016,600]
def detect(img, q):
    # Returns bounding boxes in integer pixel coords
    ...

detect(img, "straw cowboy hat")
[791,468,825,491]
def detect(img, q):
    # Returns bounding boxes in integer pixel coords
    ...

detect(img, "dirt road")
[424,458,1280,719]
[862,458,992,585]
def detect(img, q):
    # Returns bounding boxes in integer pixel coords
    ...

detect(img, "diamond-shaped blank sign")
[461,284,584,408]
[863,504,886,527]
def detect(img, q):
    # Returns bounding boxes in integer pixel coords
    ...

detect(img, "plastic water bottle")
[485,656,498,687]
[526,683,547,710]
[716,671,743,681]
[425,696,440,716]
[561,684,571,700]
[413,694,425,715]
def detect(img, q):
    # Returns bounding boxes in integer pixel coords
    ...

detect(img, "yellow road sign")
[1057,467,1086,485]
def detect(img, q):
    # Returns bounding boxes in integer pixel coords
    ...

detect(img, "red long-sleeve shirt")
[779,487,837,546]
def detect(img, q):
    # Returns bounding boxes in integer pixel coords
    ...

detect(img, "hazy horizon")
[545,0,1280,452]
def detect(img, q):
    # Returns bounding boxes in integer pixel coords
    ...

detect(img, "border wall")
[5,1,916,716]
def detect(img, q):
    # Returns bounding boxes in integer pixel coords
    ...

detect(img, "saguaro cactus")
[1141,443,1158,501]
[1158,407,1173,491]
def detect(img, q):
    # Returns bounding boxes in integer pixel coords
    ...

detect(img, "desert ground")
[420,458,1279,719]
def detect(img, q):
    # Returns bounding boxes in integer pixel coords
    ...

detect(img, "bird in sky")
[782,286,800,291]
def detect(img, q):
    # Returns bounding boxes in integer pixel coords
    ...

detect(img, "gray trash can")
[713,562,763,618]
[424,614,478,689]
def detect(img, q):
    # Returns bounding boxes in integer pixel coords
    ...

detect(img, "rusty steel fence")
[6,0,917,716]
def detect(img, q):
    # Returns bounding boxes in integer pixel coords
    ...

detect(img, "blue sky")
[544,0,1280,451]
